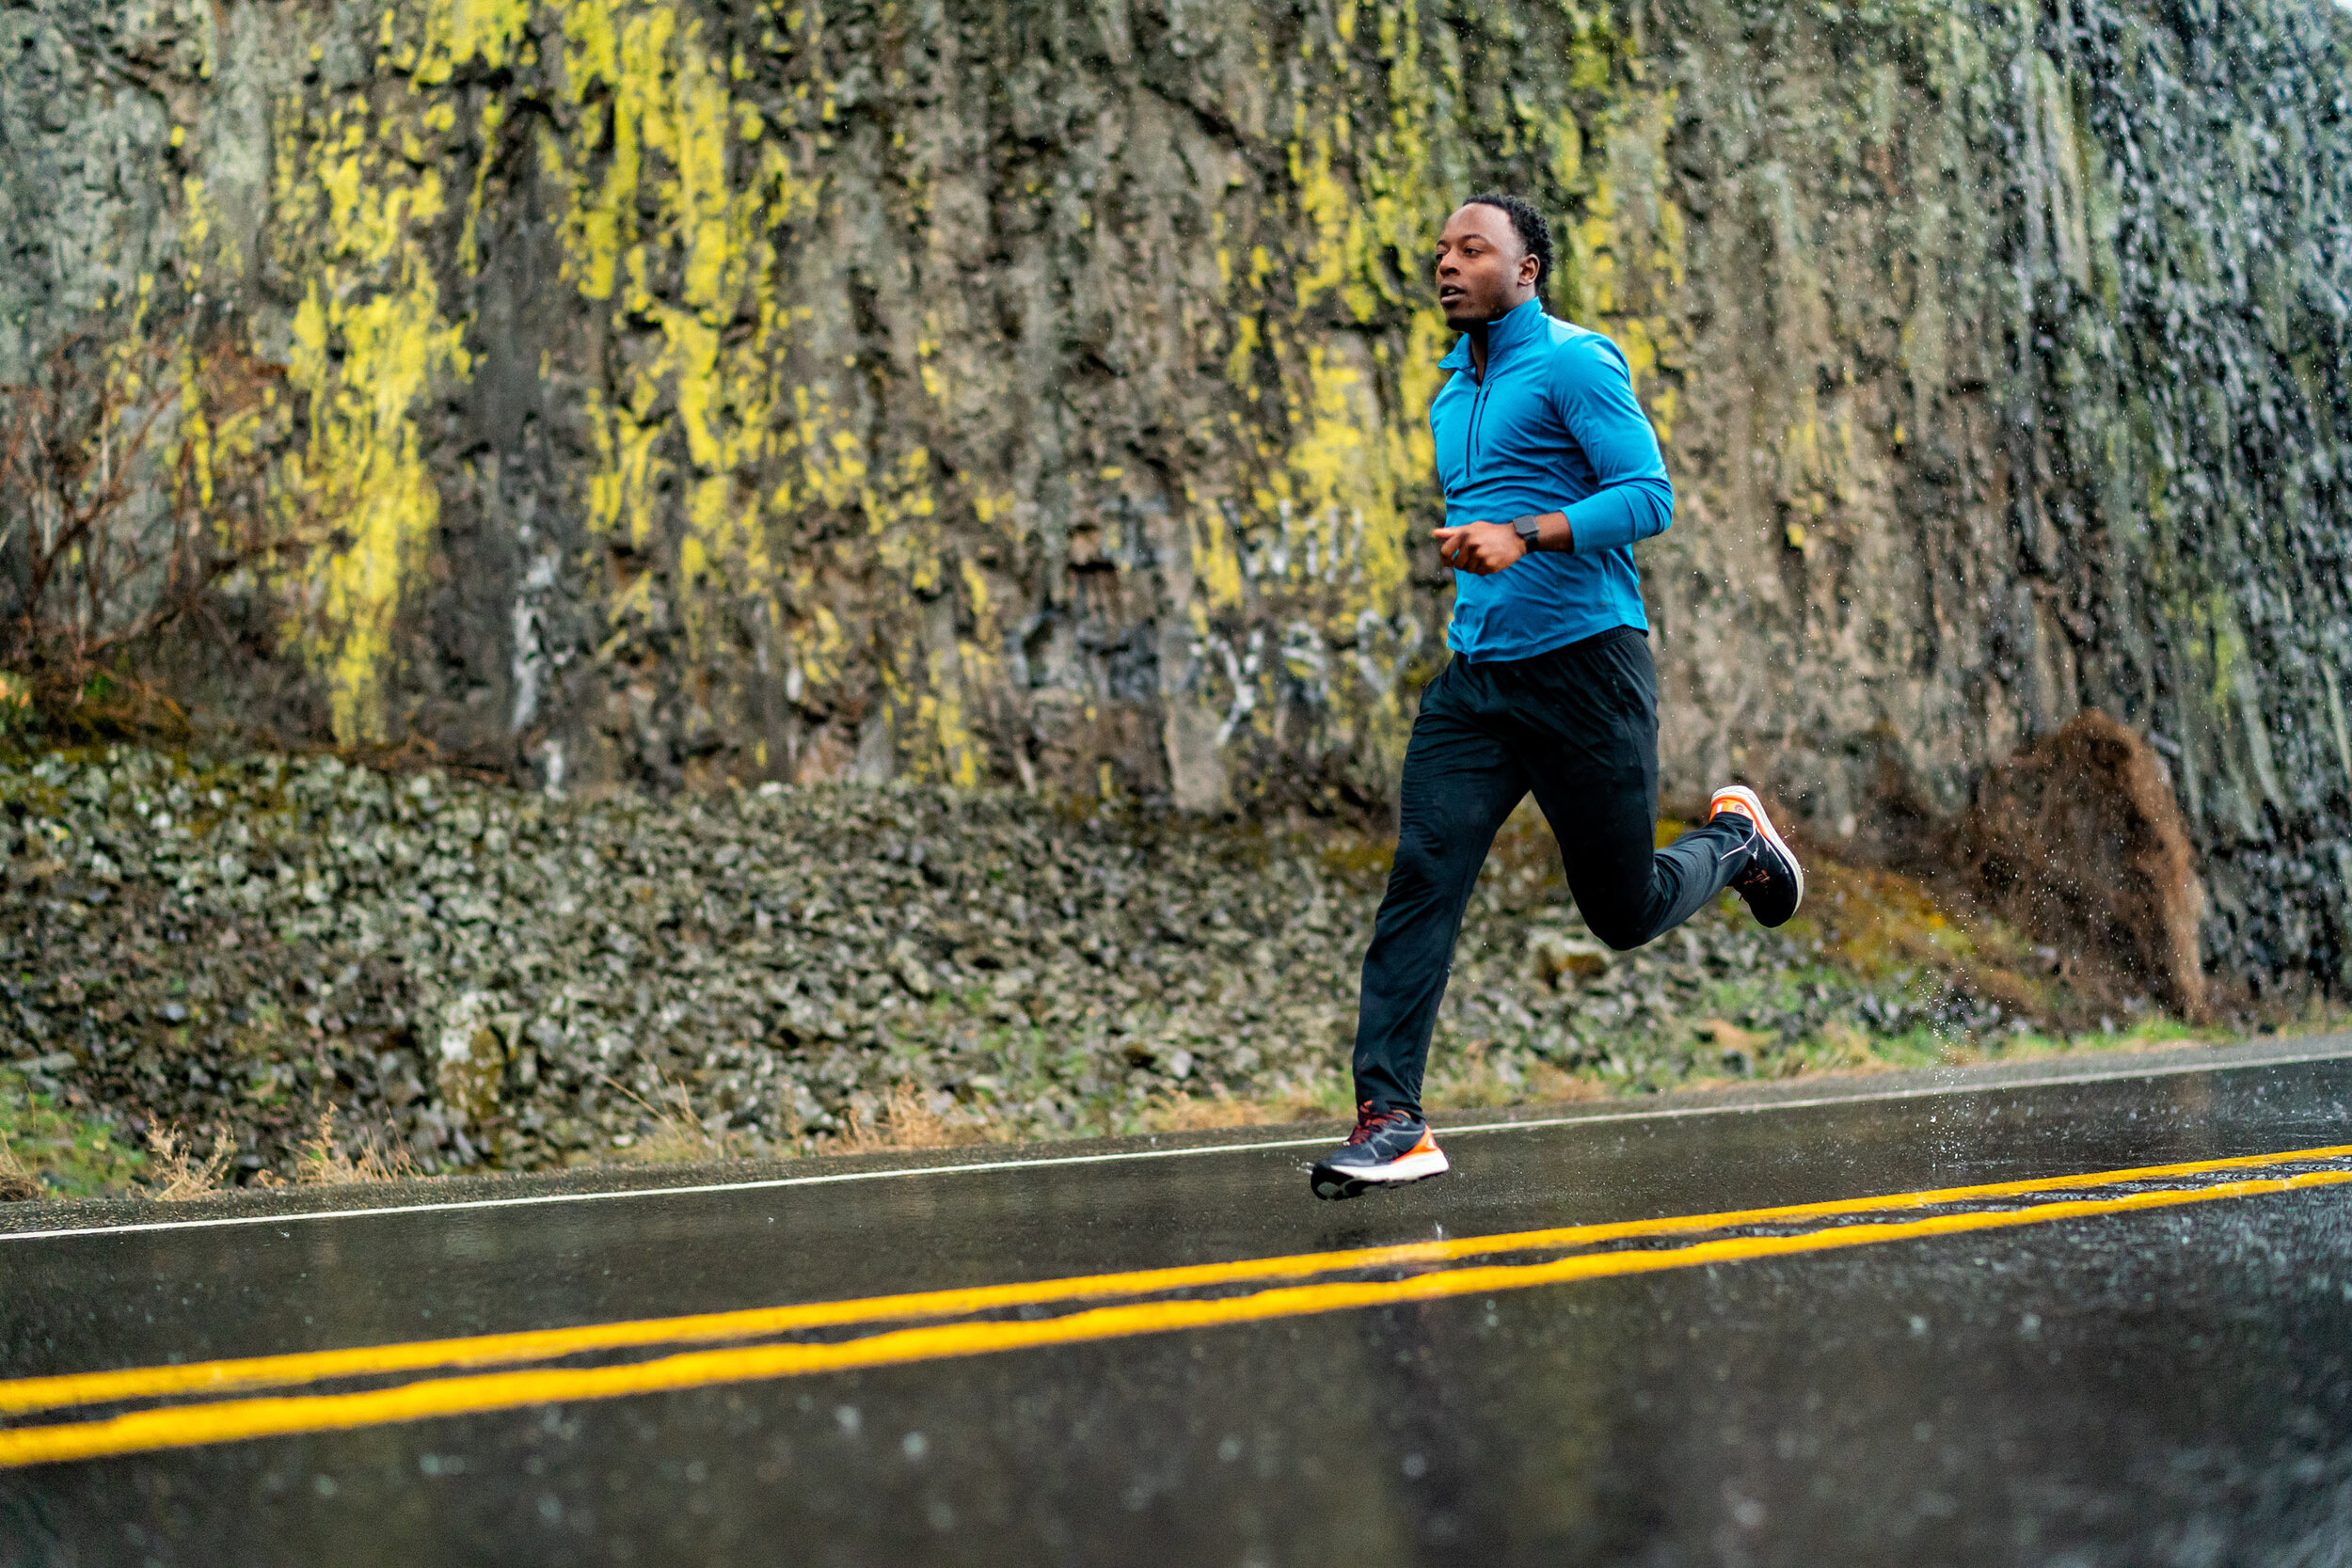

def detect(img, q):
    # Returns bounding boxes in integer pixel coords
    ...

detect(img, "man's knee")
[1385,836,1448,896]
[1583,911,1650,952]
[1386,828,1476,904]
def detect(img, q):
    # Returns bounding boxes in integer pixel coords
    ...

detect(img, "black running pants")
[1351,626,1754,1116]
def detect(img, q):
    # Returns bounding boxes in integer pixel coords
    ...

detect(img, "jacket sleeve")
[1548,333,1675,553]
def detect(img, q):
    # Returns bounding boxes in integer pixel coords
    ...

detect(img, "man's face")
[1433,205,1536,330]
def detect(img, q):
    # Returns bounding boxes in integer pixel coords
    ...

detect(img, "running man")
[1308,194,1805,1201]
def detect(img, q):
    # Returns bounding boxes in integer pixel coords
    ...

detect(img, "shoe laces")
[1344,1103,1415,1146]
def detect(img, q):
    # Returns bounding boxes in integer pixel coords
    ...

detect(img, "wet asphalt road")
[3,1039,2350,1567]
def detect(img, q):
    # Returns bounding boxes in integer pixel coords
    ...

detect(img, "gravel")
[0,745,1975,1183]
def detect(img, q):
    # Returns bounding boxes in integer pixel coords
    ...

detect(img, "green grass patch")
[0,1068,146,1199]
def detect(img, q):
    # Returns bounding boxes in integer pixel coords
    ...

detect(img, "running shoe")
[1708,784,1804,927]
[1309,1104,1449,1200]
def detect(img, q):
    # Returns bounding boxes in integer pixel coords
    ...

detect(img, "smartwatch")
[1511,515,1545,552]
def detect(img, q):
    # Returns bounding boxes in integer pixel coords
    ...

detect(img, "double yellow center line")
[2,1143,2345,1468]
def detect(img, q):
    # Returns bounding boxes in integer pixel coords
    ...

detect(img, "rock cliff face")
[1,0,2347,988]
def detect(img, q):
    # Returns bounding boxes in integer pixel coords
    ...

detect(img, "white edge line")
[6,1042,2349,1245]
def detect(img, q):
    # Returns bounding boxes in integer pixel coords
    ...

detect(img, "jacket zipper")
[1466,349,1492,471]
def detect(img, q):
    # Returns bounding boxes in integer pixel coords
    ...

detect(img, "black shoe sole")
[1308,1160,1450,1202]
[1746,847,1803,927]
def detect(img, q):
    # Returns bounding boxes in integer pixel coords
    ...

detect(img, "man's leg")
[1350,660,1528,1117]
[1513,628,1754,949]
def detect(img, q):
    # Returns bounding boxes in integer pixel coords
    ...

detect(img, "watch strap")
[1510,515,1545,550]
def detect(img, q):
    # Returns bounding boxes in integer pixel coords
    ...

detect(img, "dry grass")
[1139,1084,1346,1132]
[604,1069,759,1166]
[142,1122,235,1200]
[0,1128,36,1202]
[623,1121,758,1165]
[252,1105,422,1188]
[1144,1065,1608,1132]
[832,1083,985,1154]
[1424,1054,1600,1113]
[1143,1090,1288,1132]
[1524,1067,1608,1104]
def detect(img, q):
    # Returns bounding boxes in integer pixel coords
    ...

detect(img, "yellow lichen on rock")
[543,0,828,685]
[272,71,476,742]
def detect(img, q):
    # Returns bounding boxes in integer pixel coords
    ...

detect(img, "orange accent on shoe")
[1708,789,1759,824]
[1405,1130,1439,1158]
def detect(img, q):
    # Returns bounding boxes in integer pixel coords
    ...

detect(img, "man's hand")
[1432,520,1526,576]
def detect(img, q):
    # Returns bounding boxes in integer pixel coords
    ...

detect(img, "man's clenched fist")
[1432,520,1526,576]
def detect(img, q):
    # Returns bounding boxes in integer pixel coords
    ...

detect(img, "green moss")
[0,1068,147,1200]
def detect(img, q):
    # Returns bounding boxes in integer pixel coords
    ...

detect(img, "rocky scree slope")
[3,746,2098,1182]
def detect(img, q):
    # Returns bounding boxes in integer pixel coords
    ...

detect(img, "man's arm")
[1549,333,1673,552]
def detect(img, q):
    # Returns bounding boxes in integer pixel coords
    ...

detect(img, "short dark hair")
[1461,192,1553,293]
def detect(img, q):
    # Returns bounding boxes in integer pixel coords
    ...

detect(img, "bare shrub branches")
[0,315,316,712]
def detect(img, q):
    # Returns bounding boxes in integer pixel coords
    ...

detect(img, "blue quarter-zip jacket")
[1432,297,1675,661]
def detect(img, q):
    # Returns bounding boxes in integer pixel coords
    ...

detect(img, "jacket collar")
[1437,295,1548,372]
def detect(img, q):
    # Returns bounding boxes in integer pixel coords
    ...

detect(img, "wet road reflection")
[3,1041,2348,1565]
